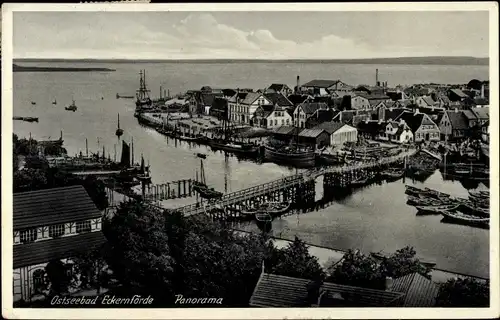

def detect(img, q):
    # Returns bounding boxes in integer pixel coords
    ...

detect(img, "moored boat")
[416,204,459,215]
[382,168,404,180]
[350,177,369,187]
[209,139,259,156]
[241,201,291,217]
[441,209,489,227]
[22,117,39,122]
[264,144,315,167]
[406,195,442,207]
[65,100,77,112]
[458,203,489,218]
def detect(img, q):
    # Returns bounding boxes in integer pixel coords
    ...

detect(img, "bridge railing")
[178,148,417,215]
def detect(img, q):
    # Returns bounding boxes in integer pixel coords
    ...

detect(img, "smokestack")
[296,75,300,93]
[376,69,379,87]
[481,83,485,99]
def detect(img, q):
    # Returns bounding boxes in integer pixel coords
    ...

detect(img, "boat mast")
[85,138,88,157]
[200,159,206,185]
[117,113,120,129]
[131,137,134,166]
[114,144,117,162]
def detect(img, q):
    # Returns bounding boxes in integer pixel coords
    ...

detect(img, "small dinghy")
[416,204,459,215]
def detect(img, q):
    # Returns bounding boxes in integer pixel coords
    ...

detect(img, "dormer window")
[49,224,65,238]
[76,220,92,234]
[20,228,38,244]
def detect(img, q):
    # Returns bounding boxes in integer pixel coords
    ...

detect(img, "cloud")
[12,12,488,59]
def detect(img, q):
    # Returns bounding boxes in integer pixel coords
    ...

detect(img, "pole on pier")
[114,144,117,162]
[131,137,134,167]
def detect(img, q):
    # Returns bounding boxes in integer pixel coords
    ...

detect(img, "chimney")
[385,277,394,291]
[296,75,300,93]
[399,118,405,125]
[481,83,485,98]
[414,108,419,115]
[454,107,458,113]
[376,69,379,87]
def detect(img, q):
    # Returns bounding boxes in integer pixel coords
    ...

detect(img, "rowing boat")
[241,201,291,217]
[441,210,489,227]
[416,204,459,215]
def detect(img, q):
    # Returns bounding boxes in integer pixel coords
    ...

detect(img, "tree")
[326,250,385,290]
[69,245,109,294]
[102,200,175,304]
[380,246,431,279]
[265,236,325,281]
[435,278,489,307]
[83,175,109,210]
[45,259,72,297]
[13,168,48,192]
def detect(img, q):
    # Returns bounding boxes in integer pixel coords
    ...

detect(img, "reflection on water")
[13,64,490,279]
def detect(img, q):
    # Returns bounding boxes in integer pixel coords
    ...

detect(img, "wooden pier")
[143,179,194,201]
[177,148,417,219]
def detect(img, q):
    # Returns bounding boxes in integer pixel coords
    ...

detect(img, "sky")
[13,11,490,60]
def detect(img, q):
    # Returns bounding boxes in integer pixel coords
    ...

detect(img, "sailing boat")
[264,125,315,167]
[115,113,124,138]
[135,70,152,111]
[65,100,77,112]
[192,154,223,199]
[206,105,259,156]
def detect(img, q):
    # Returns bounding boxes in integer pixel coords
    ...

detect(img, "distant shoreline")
[14,56,489,66]
[13,64,116,72]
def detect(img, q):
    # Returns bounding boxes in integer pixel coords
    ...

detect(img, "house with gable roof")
[416,96,439,109]
[293,102,329,128]
[438,110,470,141]
[266,83,293,96]
[227,92,272,125]
[396,110,440,142]
[300,79,353,97]
[252,104,293,129]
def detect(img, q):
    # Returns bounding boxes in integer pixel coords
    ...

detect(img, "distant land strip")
[13,64,116,72]
[14,56,489,66]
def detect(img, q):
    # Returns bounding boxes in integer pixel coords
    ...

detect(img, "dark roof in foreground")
[391,273,439,307]
[320,282,405,307]
[14,185,101,230]
[14,231,106,269]
[249,273,313,307]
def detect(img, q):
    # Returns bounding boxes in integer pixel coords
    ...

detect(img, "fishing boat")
[370,251,436,268]
[21,117,39,122]
[52,99,57,105]
[469,190,489,200]
[195,153,207,159]
[415,204,459,215]
[255,212,272,230]
[458,203,489,218]
[13,116,23,121]
[65,100,77,112]
[441,210,489,227]
[31,101,36,105]
[406,195,442,207]
[209,139,260,155]
[192,156,223,200]
[135,70,152,110]
[241,201,292,217]
[116,93,135,99]
[115,113,124,138]
[264,144,315,167]
[382,168,404,180]
[424,188,451,200]
[350,177,369,187]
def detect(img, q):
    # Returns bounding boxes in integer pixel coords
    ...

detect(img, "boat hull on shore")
[208,139,259,156]
[264,145,315,168]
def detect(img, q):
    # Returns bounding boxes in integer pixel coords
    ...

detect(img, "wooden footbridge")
[177,148,418,217]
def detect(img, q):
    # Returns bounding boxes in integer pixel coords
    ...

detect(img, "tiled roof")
[313,121,349,135]
[268,83,290,92]
[319,282,405,307]
[241,92,263,105]
[462,109,476,120]
[384,108,408,121]
[273,126,298,136]
[287,94,311,105]
[299,128,327,138]
[302,79,339,88]
[249,273,313,307]
[299,102,328,115]
[257,105,275,118]
[391,273,439,307]
[14,231,106,269]
[473,98,488,106]
[422,96,436,106]
[227,92,250,103]
[397,112,425,132]
[471,107,489,120]
[210,97,228,112]
[201,93,223,106]
[14,185,102,230]
[264,92,293,107]
[445,111,468,130]
[449,89,469,99]
[356,120,385,135]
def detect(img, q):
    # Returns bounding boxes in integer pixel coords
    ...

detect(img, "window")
[20,228,37,244]
[274,119,278,126]
[76,220,91,234]
[32,269,45,294]
[49,224,65,238]
[286,119,290,125]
